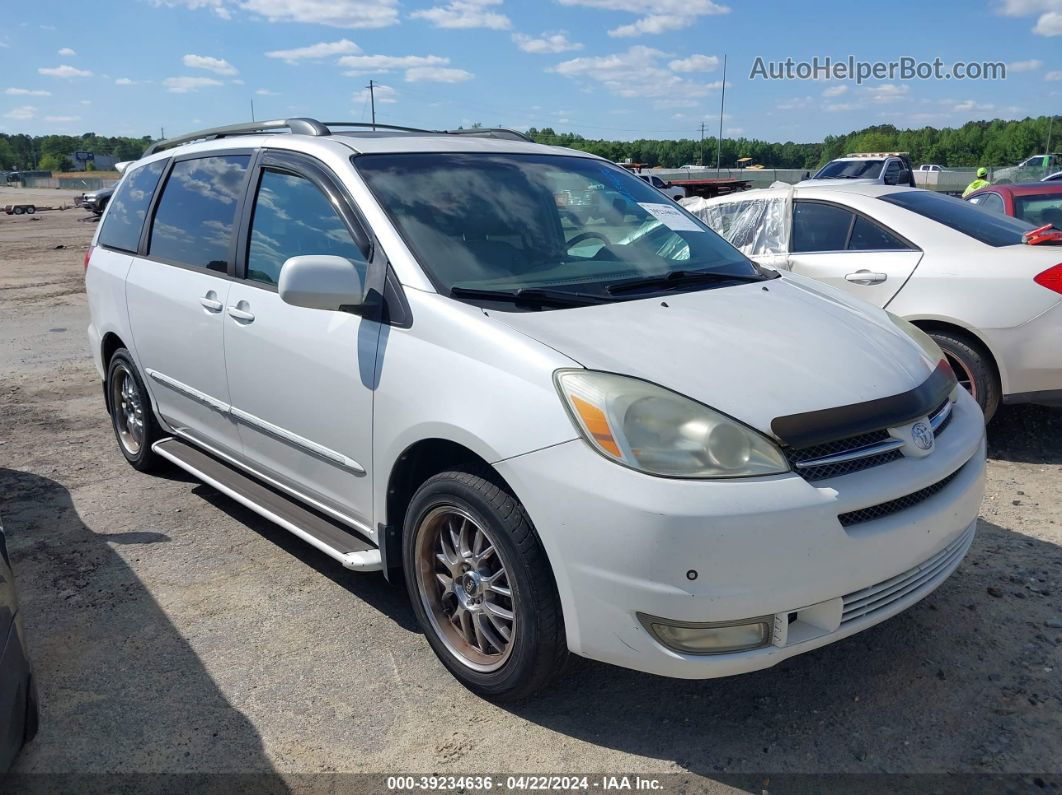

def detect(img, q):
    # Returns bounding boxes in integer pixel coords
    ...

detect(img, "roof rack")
[142,117,533,157]
[143,118,329,156]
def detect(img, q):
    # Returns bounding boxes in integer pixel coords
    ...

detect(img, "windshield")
[355,153,761,305]
[1013,194,1062,227]
[879,190,1044,246]
[813,160,884,180]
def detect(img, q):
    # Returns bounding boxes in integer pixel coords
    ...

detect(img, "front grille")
[785,429,901,480]
[837,464,964,528]
[841,524,975,624]
[785,398,953,482]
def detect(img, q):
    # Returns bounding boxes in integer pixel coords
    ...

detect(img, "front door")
[787,199,923,307]
[222,156,380,531]
[126,152,253,456]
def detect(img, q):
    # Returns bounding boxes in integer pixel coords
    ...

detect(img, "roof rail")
[142,117,330,157]
[141,118,534,158]
[444,127,533,143]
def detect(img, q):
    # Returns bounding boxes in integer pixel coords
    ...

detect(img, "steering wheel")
[566,231,611,249]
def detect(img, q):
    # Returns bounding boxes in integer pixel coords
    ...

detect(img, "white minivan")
[86,119,987,700]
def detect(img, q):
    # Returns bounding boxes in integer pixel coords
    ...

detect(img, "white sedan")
[687,184,1062,420]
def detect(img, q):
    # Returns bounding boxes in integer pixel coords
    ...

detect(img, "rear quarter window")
[880,190,1035,246]
[97,159,166,253]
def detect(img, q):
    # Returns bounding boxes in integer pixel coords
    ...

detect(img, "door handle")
[226,304,255,323]
[844,270,887,285]
[199,293,223,312]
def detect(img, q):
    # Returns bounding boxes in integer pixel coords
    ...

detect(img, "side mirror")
[278,255,364,311]
[665,180,673,188]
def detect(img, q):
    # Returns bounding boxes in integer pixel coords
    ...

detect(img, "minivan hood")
[492,275,936,441]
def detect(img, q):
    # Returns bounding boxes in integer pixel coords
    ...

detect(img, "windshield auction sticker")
[637,203,703,232]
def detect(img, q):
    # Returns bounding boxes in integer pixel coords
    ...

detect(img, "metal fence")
[19,176,119,191]
[649,164,1056,194]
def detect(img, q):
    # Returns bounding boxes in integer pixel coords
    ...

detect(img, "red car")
[965,182,1062,229]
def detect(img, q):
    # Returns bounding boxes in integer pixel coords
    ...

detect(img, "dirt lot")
[0,187,1059,784]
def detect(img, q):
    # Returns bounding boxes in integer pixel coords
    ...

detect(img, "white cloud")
[5,87,51,96]
[824,102,862,112]
[668,54,719,72]
[57,47,77,57]
[557,0,729,38]
[1036,10,1062,32]
[951,99,995,112]
[1007,59,1043,72]
[240,0,399,28]
[865,83,909,103]
[995,0,1062,35]
[255,88,280,95]
[822,84,848,97]
[163,75,224,92]
[152,0,231,18]
[405,66,473,82]
[183,54,239,75]
[38,65,93,78]
[512,31,582,53]
[45,115,80,122]
[265,39,361,62]
[4,106,37,120]
[339,53,448,73]
[115,77,137,85]
[725,127,743,135]
[552,45,724,101]
[1045,70,1062,80]
[354,84,397,104]
[778,95,815,110]
[412,0,510,29]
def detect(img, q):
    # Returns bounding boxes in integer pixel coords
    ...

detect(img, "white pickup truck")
[797,152,916,188]
[636,173,686,201]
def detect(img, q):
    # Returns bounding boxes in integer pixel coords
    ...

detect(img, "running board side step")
[152,437,382,572]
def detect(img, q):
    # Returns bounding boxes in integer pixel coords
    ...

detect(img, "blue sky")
[2,0,1060,143]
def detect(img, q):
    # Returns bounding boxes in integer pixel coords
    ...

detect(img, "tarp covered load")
[681,185,795,265]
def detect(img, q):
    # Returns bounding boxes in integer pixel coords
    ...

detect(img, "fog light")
[637,613,772,655]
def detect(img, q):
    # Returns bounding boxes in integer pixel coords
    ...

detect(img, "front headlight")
[554,370,789,478]
[887,312,944,363]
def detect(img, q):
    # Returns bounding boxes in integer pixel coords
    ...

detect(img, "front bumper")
[496,389,986,679]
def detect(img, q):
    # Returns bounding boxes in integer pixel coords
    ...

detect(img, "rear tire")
[928,330,1000,422]
[12,207,23,215]
[106,349,163,471]
[402,466,567,701]
[24,206,34,215]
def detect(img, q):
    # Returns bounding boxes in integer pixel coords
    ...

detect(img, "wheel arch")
[905,316,1007,394]
[381,438,520,581]
[100,332,128,411]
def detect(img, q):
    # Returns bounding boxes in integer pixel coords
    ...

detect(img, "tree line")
[1,115,1056,172]
[527,115,1058,170]
[0,133,152,171]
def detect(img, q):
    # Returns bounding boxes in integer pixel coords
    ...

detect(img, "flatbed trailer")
[668,177,751,199]
[3,204,69,215]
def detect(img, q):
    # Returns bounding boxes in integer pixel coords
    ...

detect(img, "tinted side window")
[978,193,1005,215]
[246,170,366,286]
[149,155,250,272]
[97,159,166,253]
[791,201,854,252]
[848,216,909,250]
[880,191,1034,247]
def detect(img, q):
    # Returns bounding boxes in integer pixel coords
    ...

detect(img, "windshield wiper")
[450,285,615,307]
[606,268,771,295]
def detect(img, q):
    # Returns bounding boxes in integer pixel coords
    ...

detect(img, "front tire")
[403,467,567,701]
[106,349,163,471]
[929,330,1000,422]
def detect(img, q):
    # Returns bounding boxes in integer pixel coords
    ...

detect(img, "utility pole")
[699,121,705,167]
[367,80,376,130]
[1047,114,1054,154]
[716,54,727,173]
[250,97,255,122]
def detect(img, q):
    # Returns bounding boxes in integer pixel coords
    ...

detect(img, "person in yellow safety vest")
[963,167,991,198]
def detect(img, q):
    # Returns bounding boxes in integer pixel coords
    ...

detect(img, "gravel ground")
[0,189,1059,785]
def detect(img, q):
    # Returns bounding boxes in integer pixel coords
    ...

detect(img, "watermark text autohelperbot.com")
[750,56,1006,84]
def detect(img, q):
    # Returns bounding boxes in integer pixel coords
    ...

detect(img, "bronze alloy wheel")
[413,505,516,672]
